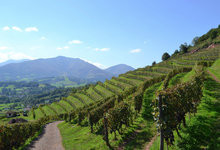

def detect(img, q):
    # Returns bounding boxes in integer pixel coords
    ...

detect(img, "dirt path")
[24,121,64,150]
[207,70,220,83]
[144,134,157,150]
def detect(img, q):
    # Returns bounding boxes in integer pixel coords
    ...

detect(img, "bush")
[162,52,170,61]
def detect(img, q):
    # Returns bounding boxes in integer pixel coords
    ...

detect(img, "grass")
[95,85,114,98]
[67,96,84,108]
[59,100,74,111]
[118,76,143,86]
[35,108,44,119]
[50,103,66,114]
[86,87,103,101]
[168,72,187,87]
[75,93,94,104]
[182,69,196,82]
[110,79,133,90]
[208,59,220,81]
[104,82,124,93]
[43,105,56,116]
[58,114,154,150]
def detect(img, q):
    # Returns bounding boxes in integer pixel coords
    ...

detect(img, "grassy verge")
[168,72,187,87]
[208,59,220,81]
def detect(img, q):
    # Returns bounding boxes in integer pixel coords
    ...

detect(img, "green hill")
[2,24,220,150]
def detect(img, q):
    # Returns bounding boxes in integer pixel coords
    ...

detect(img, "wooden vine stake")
[103,116,110,147]
[159,94,164,150]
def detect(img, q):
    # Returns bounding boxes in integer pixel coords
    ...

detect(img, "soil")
[144,134,158,150]
[207,70,220,83]
[24,121,64,150]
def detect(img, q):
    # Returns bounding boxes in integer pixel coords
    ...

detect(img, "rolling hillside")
[2,25,220,150]
[0,56,112,82]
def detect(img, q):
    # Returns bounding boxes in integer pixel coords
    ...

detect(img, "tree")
[162,52,170,61]
[172,49,179,56]
[179,42,188,53]
[191,36,199,46]
[152,61,156,66]
[210,30,218,40]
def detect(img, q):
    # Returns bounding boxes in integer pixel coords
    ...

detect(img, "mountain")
[0,56,112,82]
[104,64,135,76]
[0,59,30,67]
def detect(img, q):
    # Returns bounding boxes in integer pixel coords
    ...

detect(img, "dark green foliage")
[31,107,35,119]
[64,113,68,122]
[210,29,218,40]
[106,101,131,139]
[177,77,220,150]
[132,91,143,113]
[152,66,205,146]
[179,42,188,53]
[88,97,116,132]
[172,49,179,56]
[191,36,199,46]
[162,52,170,61]
[152,61,156,66]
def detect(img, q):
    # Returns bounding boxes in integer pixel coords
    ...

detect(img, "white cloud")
[86,47,90,49]
[25,27,38,32]
[100,48,110,51]
[0,47,9,50]
[63,46,69,50]
[57,47,62,50]
[30,47,34,50]
[3,26,9,30]
[0,51,35,62]
[80,58,107,69]
[130,49,141,53]
[69,40,83,44]
[144,41,146,43]
[39,37,46,40]
[93,48,99,51]
[12,26,22,31]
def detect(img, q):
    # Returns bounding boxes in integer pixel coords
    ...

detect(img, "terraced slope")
[31,43,220,120]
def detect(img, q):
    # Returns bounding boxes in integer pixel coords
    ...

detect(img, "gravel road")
[24,121,64,150]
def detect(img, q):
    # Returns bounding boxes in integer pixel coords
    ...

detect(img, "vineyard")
[1,35,220,149]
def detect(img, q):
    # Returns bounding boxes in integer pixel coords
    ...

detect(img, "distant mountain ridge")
[104,64,135,76]
[0,59,30,67]
[0,56,112,82]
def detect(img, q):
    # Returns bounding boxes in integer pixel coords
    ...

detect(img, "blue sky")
[1,0,220,69]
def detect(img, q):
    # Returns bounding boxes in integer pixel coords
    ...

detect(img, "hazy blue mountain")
[104,64,135,76]
[0,59,30,67]
[0,56,112,82]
